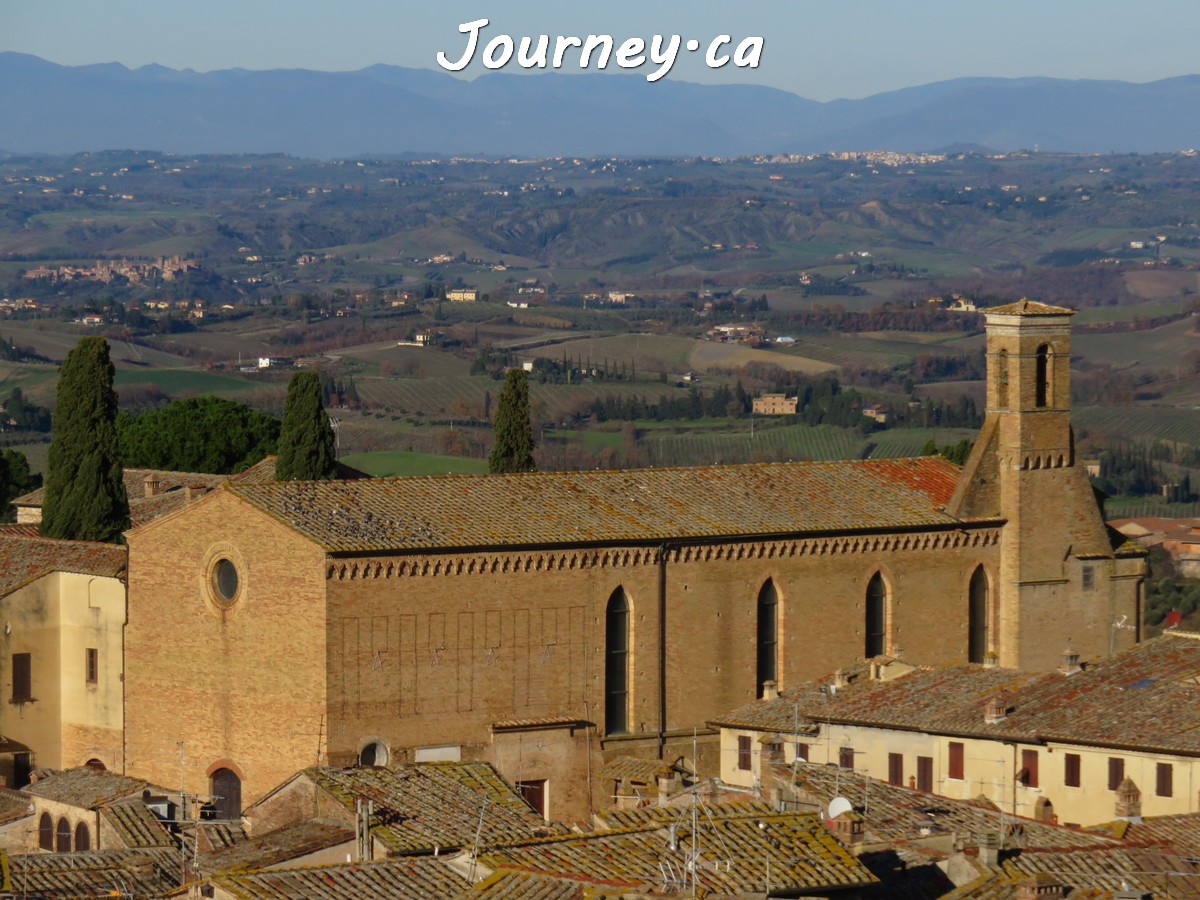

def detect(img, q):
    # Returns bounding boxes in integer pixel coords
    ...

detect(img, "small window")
[517,779,547,819]
[794,742,810,763]
[888,753,903,786]
[1035,344,1050,408]
[1020,749,1039,788]
[11,653,31,702]
[839,746,855,770]
[85,648,98,685]
[1156,763,1174,798]
[358,741,388,767]
[1064,753,1081,788]
[74,822,90,852]
[948,742,965,780]
[212,558,240,606]
[737,735,752,772]
[1108,757,1125,791]
[1082,566,1094,591]
[55,817,71,853]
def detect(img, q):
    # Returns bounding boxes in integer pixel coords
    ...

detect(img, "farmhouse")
[118,300,1145,823]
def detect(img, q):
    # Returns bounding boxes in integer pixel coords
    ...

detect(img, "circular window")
[359,741,388,767]
[212,559,240,606]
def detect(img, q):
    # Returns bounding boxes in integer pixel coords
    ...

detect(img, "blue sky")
[2,0,1199,100]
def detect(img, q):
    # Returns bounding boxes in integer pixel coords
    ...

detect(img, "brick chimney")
[1115,776,1142,820]
[984,692,1009,724]
[977,830,1002,867]
[185,484,211,502]
[829,810,864,851]
[143,474,162,497]
[1057,643,1082,676]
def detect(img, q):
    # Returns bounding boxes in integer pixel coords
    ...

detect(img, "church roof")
[985,299,1075,316]
[227,457,969,553]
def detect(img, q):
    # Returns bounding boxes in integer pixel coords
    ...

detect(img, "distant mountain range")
[4,53,1200,158]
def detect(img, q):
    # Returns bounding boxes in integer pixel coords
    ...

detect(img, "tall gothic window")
[605,588,630,735]
[1035,344,1050,408]
[865,573,886,658]
[756,580,779,697]
[968,566,989,663]
[997,349,1009,407]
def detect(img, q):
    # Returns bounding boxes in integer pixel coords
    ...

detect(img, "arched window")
[997,349,1009,407]
[84,758,106,772]
[359,741,388,767]
[605,588,630,735]
[865,574,886,659]
[968,566,989,663]
[211,768,242,821]
[1035,344,1050,408]
[38,812,53,850]
[756,580,779,698]
[74,822,90,852]
[55,817,71,852]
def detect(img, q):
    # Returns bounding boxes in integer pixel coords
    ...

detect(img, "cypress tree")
[489,368,535,474]
[275,371,337,481]
[41,336,130,542]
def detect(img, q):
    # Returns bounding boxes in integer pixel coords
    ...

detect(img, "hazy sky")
[3,0,1199,100]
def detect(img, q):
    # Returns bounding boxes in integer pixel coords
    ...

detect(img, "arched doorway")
[210,768,242,821]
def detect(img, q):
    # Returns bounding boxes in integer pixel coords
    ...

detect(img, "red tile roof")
[227,457,971,553]
[0,534,126,597]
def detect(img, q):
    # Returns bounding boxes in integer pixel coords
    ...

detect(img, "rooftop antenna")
[468,796,489,884]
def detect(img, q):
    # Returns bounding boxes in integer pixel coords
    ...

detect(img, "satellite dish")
[827,796,853,819]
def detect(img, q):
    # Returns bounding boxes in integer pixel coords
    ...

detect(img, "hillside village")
[0,300,1195,898]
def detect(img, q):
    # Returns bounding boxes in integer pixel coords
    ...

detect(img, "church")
[120,301,1145,823]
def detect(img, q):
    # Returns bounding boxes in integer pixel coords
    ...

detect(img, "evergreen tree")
[489,369,535,474]
[275,372,337,481]
[41,336,130,542]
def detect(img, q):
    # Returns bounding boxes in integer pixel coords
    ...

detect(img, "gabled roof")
[100,799,175,849]
[227,457,969,553]
[194,820,353,875]
[23,767,165,810]
[0,535,126,598]
[264,763,557,855]
[465,867,635,897]
[712,632,1200,756]
[478,808,877,895]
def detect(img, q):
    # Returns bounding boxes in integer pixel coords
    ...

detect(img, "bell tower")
[947,300,1144,671]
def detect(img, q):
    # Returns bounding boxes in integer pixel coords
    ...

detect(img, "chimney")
[984,692,1009,724]
[829,810,864,851]
[185,484,211,502]
[832,669,849,689]
[656,768,679,806]
[982,652,999,669]
[1115,776,1142,820]
[761,679,779,701]
[977,830,1002,867]
[1058,643,1082,676]
[143,474,162,498]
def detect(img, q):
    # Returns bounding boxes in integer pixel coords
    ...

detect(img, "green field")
[113,369,262,396]
[340,450,488,477]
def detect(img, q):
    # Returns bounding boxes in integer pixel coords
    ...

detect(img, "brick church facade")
[122,301,1144,822]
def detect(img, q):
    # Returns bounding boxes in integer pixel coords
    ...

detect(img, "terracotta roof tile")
[195,820,353,875]
[208,856,470,899]
[228,457,969,553]
[465,867,634,897]
[0,534,126,597]
[480,809,877,895]
[715,633,1200,756]
[7,848,181,898]
[100,799,175,848]
[24,768,166,810]
[985,299,1075,317]
[278,763,558,855]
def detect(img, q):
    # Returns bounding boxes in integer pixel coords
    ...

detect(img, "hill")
[4,54,1200,156]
